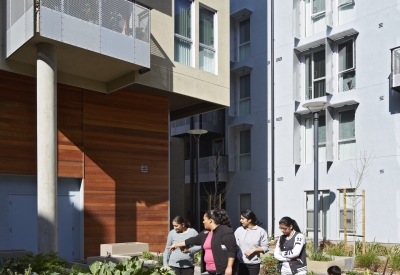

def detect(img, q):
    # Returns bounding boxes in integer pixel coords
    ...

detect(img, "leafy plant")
[325,241,348,257]
[306,271,316,275]
[306,240,315,253]
[307,250,333,262]
[69,264,90,275]
[193,252,201,266]
[156,253,163,267]
[260,256,279,275]
[345,270,359,275]
[356,251,381,268]
[367,240,388,256]
[141,251,154,260]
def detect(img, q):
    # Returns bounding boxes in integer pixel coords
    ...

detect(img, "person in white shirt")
[274,217,307,275]
[235,210,269,275]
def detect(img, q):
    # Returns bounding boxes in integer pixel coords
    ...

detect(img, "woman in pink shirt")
[168,209,238,275]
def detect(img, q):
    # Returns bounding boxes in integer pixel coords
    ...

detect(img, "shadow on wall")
[58,87,169,258]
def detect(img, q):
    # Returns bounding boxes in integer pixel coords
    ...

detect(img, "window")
[239,74,250,116]
[240,193,251,212]
[338,39,356,92]
[239,130,251,170]
[305,50,326,99]
[305,191,330,238]
[338,0,355,25]
[174,0,193,66]
[338,109,356,160]
[305,115,326,163]
[305,0,326,36]
[339,189,354,231]
[238,19,250,61]
[199,6,216,74]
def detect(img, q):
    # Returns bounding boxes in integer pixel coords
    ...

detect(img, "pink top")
[203,231,216,271]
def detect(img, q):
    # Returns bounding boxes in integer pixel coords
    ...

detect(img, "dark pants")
[170,266,194,275]
[238,263,260,275]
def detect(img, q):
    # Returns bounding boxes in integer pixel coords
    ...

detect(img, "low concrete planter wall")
[307,256,354,273]
[100,242,149,256]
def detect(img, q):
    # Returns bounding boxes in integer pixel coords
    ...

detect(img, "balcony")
[5,0,150,92]
[392,47,400,92]
[170,109,225,137]
[184,155,228,184]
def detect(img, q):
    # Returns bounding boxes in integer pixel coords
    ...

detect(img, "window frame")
[337,0,356,26]
[174,0,195,67]
[237,18,250,61]
[304,49,326,100]
[305,0,326,36]
[337,108,356,160]
[199,4,218,74]
[238,129,251,170]
[337,38,356,93]
[238,74,251,116]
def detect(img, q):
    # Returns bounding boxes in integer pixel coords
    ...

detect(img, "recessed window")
[174,0,193,66]
[239,74,250,116]
[338,109,356,160]
[239,130,251,170]
[239,19,250,61]
[240,193,251,212]
[199,6,216,74]
[338,40,356,92]
[305,49,326,99]
[338,0,355,25]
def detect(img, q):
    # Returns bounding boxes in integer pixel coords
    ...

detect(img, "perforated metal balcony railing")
[184,155,228,184]
[392,48,400,92]
[6,0,150,68]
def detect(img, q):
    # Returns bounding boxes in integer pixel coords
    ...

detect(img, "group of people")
[164,209,312,275]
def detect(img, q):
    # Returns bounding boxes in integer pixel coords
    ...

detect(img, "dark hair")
[278,216,301,250]
[205,209,232,228]
[327,265,342,275]
[172,215,191,228]
[240,209,263,226]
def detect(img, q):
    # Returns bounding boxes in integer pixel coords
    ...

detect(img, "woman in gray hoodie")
[234,209,269,275]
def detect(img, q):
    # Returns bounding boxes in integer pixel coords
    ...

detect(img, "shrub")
[356,251,381,268]
[156,254,163,267]
[345,270,359,275]
[193,251,201,266]
[69,264,91,275]
[325,241,348,257]
[306,271,316,275]
[260,256,279,275]
[308,250,333,262]
[367,240,388,256]
[141,251,154,260]
[387,244,400,270]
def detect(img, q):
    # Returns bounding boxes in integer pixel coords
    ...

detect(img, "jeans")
[238,263,260,275]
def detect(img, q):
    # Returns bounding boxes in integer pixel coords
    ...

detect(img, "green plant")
[306,240,314,253]
[387,244,400,270]
[325,241,348,257]
[356,251,381,268]
[260,256,279,275]
[307,250,333,262]
[141,251,154,260]
[345,270,359,275]
[306,271,316,275]
[193,251,201,266]
[362,269,373,275]
[367,239,388,256]
[69,264,90,275]
[156,253,163,267]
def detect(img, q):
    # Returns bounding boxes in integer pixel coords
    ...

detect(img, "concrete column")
[37,42,58,254]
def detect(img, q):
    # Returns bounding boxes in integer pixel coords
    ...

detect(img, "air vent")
[141,165,148,173]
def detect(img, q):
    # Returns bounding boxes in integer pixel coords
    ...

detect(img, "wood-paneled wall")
[0,70,169,257]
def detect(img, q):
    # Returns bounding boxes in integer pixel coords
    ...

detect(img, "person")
[168,209,238,275]
[327,265,342,275]
[235,209,269,275]
[274,216,307,275]
[163,216,201,275]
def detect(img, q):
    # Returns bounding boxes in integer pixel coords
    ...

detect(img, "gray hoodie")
[234,225,269,264]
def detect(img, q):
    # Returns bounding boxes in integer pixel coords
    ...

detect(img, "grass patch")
[356,251,381,268]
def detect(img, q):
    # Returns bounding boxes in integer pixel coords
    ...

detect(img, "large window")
[305,115,326,163]
[174,0,193,66]
[338,109,356,160]
[338,40,356,92]
[238,19,250,61]
[239,130,251,170]
[305,0,326,36]
[338,0,355,25]
[239,74,250,116]
[305,50,326,99]
[199,6,216,74]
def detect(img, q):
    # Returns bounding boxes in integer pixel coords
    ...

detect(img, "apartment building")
[0,0,229,259]
[274,0,400,243]
[170,0,270,231]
